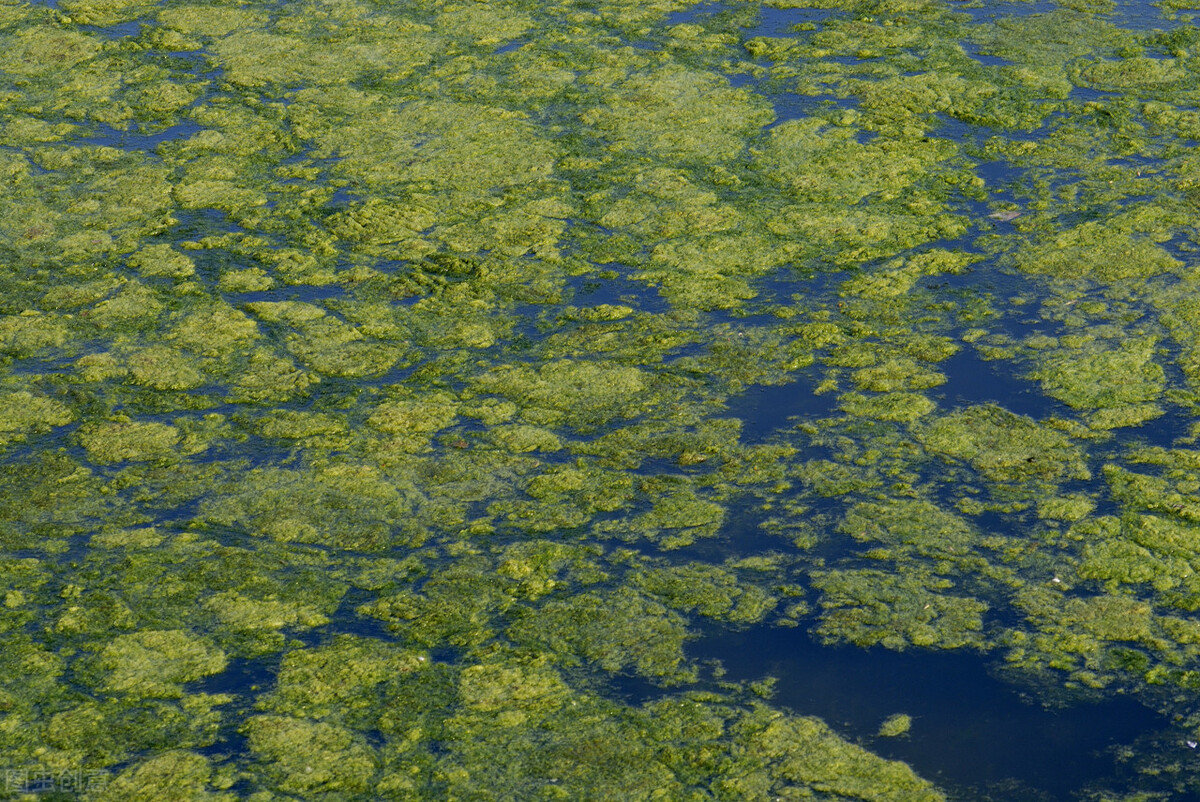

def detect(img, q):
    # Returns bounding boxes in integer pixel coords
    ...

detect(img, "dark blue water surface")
[695,626,1171,801]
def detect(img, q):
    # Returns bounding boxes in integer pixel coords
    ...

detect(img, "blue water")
[696,625,1169,801]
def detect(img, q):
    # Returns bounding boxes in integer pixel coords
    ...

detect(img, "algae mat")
[5,0,1200,798]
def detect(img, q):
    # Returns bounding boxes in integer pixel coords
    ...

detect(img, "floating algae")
[878,712,913,738]
[0,390,73,446]
[77,419,181,464]
[87,629,227,698]
[9,0,1200,798]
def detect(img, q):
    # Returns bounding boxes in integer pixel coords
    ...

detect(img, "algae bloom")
[1,0,1200,798]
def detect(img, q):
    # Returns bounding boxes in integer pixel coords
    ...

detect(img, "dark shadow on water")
[693,625,1166,801]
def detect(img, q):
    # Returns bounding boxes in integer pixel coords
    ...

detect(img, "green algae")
[90,630,227,698]
[227,347,315,404]
[841,499,978,560]
[878,713,913,738]
[127,244,196,280]
[1078,55,1189,89]
[761,118,954,205]
[0,390,73,446]
[920,405,1090,483]
[1030,338,1166,426]
[264,636,425,724]
[78,419,181,464]
[368,392,457,435]
[5,0,1200,798]
[203,589,330,633]
[812,568,989,650]
[94,751,235,802]
[0,312,70,357]
[127,345,206,391]
[634,561,779,623]
[851,357,946,393]
[508,587,695,682]
[839,390,936,422]
[199,464,421,550]
[244,715,378,796]
[584,67,774,162]
[252,409,347,440]
[476,359,650,430]
[488,423,564,453]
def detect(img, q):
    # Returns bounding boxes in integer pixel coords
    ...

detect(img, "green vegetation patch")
[584,67,774,162]
[78,420,180,464]
[1030,339,1165,427]
[95,751,235,802]
[878,713,913,738]
[920,405,1090,483]
[507,587,695,682]
[0,391,72,447]
[244,715,378,796]
[90,630,227,698]
[1015,221,1181,282]
[475,359,650,429]
[813,568,989,651]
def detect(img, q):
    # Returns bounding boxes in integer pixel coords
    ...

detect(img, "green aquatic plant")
[78,419,181,464]
[812,568,989,650]
[507,586,695,682]
[583,67,774,162]
[244,715,378,796]
[920,404,1090,483]
[1030,338,1166,428]
[94,751,236,802]
[88,629,227,698]
[0,390,73,447]
[839,390,936,422]
[878,713,913,738]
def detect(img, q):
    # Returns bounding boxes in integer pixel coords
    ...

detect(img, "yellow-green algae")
[5,0,1200,797]
[88,630,227,698]
[878,713,913,738]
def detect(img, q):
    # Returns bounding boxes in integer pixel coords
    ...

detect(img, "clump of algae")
[94,751,234,802]
[264,636,424,723]
[243,715,377,796]
[475,359,649,430]
[920,405,1090,482]
[839,391,936,423]
[127,244,196,279]
[583,67,774,162]
[127,345,205,391]
[0,391,72,447]
[507,587,695,683]
[78,419,180,464]
[813,568,989,651]
[634,561,779,624]
[878,713,912,738]
[1030,339,1165,428]
[90,630,227,698]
